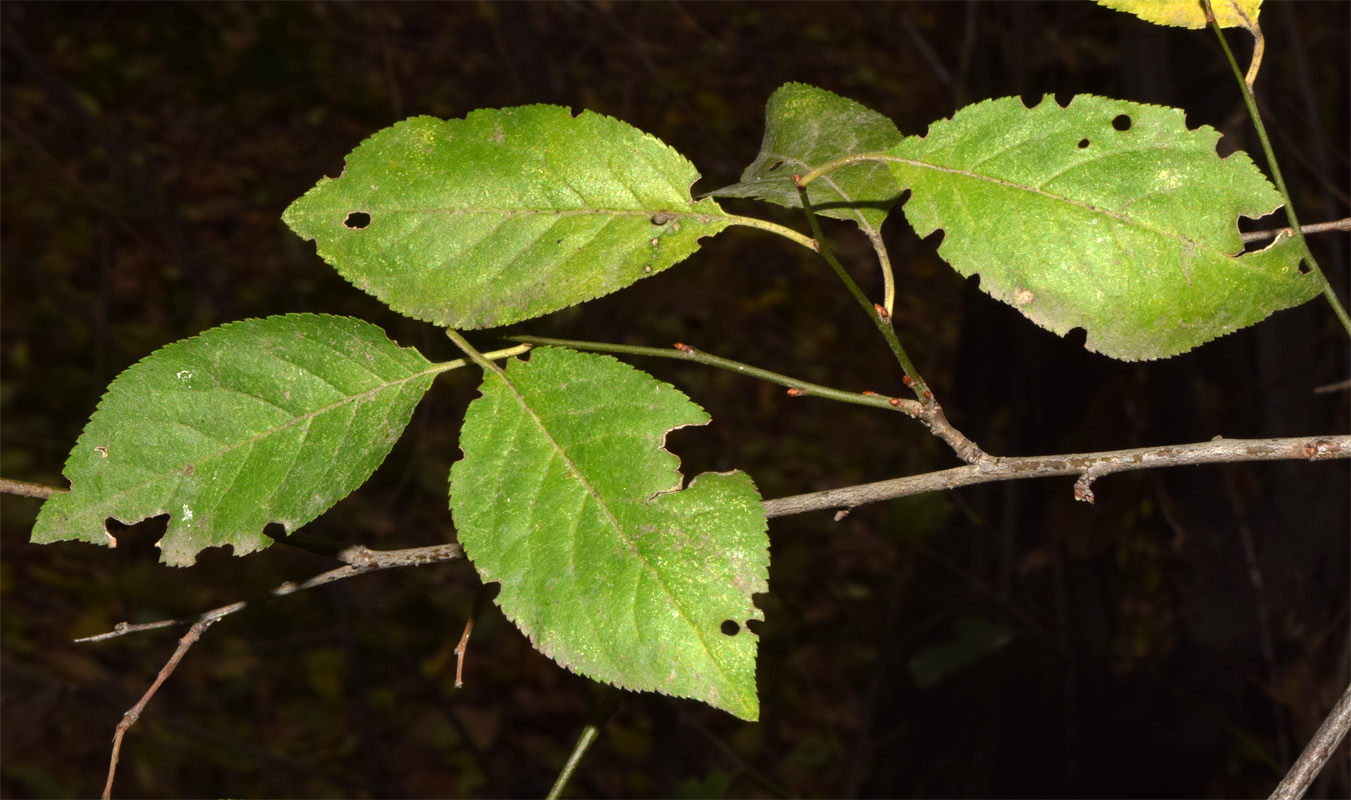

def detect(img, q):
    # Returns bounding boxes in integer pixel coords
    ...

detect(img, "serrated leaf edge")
[480,357,750,688]
[892,94,1283,260]
[40,314,443,545]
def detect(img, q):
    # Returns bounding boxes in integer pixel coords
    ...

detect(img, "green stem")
[792,178,931,402]
[443,330,516,377]
[430,342,532,376]
[725,214,818,251]
[797,152,900,187]
[502,335,922,415]
[777,153,898,314]
[1203,0,1351,340]
[863,226,897,318]
[547,687,622,800]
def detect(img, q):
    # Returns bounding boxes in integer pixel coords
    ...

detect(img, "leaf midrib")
[492,364,743,702]
[891,155,1242,257]
[68,359,449,523]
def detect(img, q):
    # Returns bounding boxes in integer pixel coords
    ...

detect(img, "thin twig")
[0,477,65,498]
[76,542,464,643]
[912,397,988,464]
[13,438,1347,564]
[102,616,221,800]
[503,335,986,463]
[503,335,922,414]
[547,687,623,800]
[454,583,493,689]
[88,539,464,798]
[791,174,932,402]
[761,435,1350,518]
[1241,217,1351,243]
[1269,680,1351,800]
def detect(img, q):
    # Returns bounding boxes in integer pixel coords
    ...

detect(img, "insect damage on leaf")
[450,347,769,720]
[282,108,734,329]
[31,314,438,566]
[887,94,1318,360]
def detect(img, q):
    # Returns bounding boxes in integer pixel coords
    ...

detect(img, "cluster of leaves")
[29,0,1323,722]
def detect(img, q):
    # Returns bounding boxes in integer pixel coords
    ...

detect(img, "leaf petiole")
[792,177,932,402]
[797,152,902,187]
[501,334,923,415]
[431,342,533,377]
[724,214,819,251]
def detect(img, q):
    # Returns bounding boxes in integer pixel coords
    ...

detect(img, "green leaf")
[1093,0,1261,30]
[283,108,733,329]
[450,347,768,720]
[888,94,1318,360]
[704,82,904,231]
[32,314,438,566]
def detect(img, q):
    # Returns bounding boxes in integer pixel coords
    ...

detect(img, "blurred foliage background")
[2,2,1347,798]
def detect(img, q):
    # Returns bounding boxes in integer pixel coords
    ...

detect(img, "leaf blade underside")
[705,82,905,232]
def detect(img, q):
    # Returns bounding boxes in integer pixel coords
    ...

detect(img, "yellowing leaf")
[1093,0,1261,30]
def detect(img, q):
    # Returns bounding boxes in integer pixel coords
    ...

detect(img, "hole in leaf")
[1112,114,1131,132]
[106,514,169,555]
[263,522,287,541]
[745,619,764,636]
[1077,138,1090,149]
[766,160,784,171]
[1240,211,1289,253]
[1298,259,1311,274]
[1064,327,1088,348]
[344,211,371,230]
[1241,233,1273,254]
[720,620,740,636]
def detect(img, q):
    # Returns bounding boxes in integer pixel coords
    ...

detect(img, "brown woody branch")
[762,435,1350,518]
[5,432,1346,798]
[0,477,64,498]
[6,435,1347,539]
[84,538,464,798]
[76,541,464,643]
[1269,680,1351,800]
[102,616,220,800]
[1240,216,1351,242]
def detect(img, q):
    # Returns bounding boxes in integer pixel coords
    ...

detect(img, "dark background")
[2,2,1347,798]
